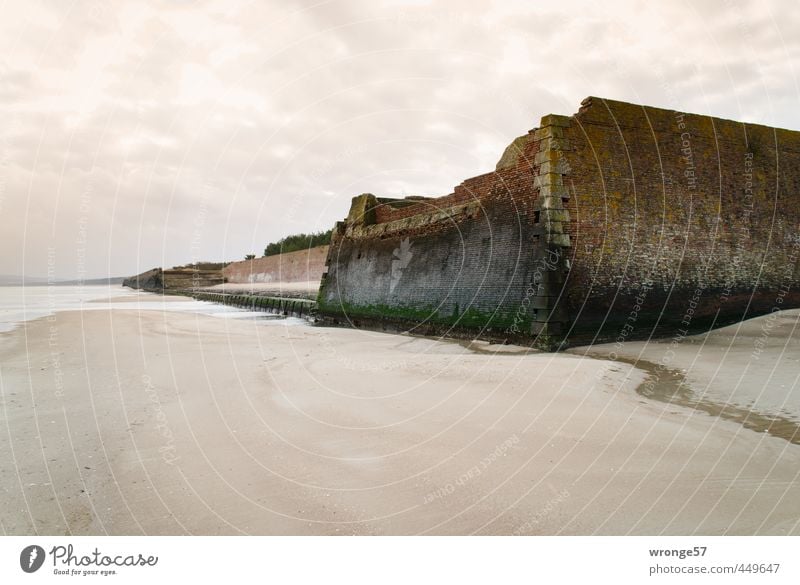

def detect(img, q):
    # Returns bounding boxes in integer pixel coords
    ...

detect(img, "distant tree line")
[173,261,229,270]
[263,230,332,257]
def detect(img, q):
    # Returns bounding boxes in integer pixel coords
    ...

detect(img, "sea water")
[0,285,294,333]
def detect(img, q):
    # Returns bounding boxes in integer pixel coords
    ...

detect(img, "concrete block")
[534,149,562,165]
[538,160,569,175]
[533,125,565,140]
[538,185,570,199]
[542,209,570,223]
[534,172,564,189]
[538,137,572,152]
[544,220,564,234]
[547,233,571,247]
[540,114,572,127]
[541,196,567,209]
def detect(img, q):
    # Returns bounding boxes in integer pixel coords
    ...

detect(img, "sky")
[1,0,798,279]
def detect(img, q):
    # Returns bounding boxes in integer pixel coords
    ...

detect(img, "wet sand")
[88,293,191,303]
[1,302,799,535]
[576,310,800,444]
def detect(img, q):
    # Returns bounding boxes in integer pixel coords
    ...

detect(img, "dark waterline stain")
[576,351,800,446]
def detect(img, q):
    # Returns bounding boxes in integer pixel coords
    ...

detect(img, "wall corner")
[528,113,573,348]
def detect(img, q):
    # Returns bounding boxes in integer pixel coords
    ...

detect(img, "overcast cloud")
[1,0,798,279]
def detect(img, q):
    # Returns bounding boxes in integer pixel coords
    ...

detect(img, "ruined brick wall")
[560,97,800,343]
[317,134,547,338]
[123,266,225,291]
[223,246,329,284]
[318,96,800,348]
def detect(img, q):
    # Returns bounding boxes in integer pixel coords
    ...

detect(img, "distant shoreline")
[0,278,126,287]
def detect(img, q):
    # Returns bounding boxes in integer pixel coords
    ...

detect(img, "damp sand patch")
[577,351,800,446]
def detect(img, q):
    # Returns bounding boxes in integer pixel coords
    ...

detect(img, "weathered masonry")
[317,97,800,349]
[122,264,225,292]
[222,246,328,284]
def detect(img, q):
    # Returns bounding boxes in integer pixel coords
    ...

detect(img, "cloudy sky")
[1,0,798,279]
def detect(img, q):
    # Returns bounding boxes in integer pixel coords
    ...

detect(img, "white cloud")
[0,0,798,278]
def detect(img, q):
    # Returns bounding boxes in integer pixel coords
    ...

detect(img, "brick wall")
[320,202,536,334]
[223,246,329,284]
[317,135,545,338]
[560,97,800,343]
[318,97,800,348]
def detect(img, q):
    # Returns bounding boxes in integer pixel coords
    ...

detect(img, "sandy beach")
[583,311,800,438]
[1,297,799,535]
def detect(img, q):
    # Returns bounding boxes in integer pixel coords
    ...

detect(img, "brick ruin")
[122,264,226,292]
[316,97,800,349]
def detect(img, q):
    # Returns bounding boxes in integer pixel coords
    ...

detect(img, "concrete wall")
[318,96,800,348]
[223,246,329,284]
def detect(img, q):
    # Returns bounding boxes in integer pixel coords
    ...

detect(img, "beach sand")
[581,310,800,437]
[88,293,191,304]
[1,300,799,535]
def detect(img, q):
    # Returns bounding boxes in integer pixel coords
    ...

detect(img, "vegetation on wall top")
[263,230,332,257]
